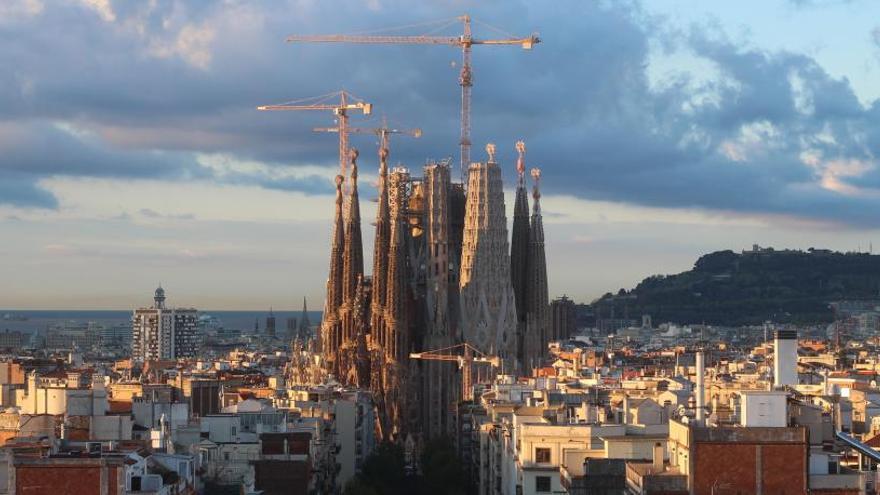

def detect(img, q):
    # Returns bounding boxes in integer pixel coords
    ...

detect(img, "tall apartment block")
[132,286,199,362]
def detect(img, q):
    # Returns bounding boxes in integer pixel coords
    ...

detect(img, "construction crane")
[410,343,500,402]
[287,15,540,174]
[312,124,422,156]
[257,90,372,180]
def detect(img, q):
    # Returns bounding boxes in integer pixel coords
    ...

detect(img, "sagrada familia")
[318,140,549,441]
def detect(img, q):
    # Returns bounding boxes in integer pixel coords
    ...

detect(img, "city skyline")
[6,0,880,309]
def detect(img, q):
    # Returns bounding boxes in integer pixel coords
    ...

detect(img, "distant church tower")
[298,296,311,339]
[459,144,518,371]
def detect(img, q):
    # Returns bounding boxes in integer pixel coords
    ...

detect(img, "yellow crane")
[287,15,539,173]
[257,90,372,180]
[410,342,500,402]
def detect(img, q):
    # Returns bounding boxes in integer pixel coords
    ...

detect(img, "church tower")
[320,174,345,375]
[339,149,366,382]
[370,145,391,355]
[421,161,460,438]
[383,167,412,439]
[509,141,530,367]
[524,168,550,369]
[298,296,311,340]
[459,144,518,372]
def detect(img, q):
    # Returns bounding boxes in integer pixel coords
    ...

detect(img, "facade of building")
[550,296,577,342]
[131,287,199,362]
[459,144,519,371]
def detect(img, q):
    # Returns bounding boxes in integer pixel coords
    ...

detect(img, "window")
[535,476,551,493]
[535,447,551,463]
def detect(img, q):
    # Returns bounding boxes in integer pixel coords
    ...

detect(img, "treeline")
[343,437,471,495]
[593,249,880,326]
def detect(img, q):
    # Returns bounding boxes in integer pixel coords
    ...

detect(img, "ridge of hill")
[593,247,880,326]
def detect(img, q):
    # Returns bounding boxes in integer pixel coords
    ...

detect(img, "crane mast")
[257,91,372,181]
[287,15,539,174]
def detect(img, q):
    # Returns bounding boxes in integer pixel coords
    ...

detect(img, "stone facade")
[459,145,518,371]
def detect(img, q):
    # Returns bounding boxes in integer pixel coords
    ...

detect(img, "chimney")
[652,442,664,473]
[622,396,630,424]
[695,351,706,424]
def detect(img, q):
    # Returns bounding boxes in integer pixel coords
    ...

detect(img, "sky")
[4,0,880,310]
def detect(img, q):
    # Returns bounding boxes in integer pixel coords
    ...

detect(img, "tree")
[419,437,469,495]
[342,476,380,495]
[343,442,407,495]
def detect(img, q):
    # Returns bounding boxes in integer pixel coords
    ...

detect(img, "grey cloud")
[0,172,56,208]
[138,209,196,220]
[2,0,880,227]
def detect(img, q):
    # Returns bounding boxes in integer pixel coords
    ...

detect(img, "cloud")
[0,0,43,20]
[138,208,195,220]
[147,22,216,70]
[2,0,880,228]
[0,172,57,208]
[78,0,115,22]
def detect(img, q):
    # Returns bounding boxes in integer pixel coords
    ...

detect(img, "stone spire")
[459,143,518,371]
[510,141,530,365]
[385,169,410,363]
[331,148,370,385]
[525,168,550,369]
[321,174,345,365]
[352,275,371,388]
[370,144,391,351]
[384,167,410,439]
[298,296,311,339]
[342,148,364,341]
[422,160,459,438]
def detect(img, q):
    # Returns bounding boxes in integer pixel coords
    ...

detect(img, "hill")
[593,247,880,326]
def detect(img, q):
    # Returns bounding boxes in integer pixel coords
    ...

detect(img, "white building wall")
[740,391,788,427]
[774,331,798,387]
[335,400,356,488]
[91,415,133,441]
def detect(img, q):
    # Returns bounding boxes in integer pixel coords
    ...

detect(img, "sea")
[0,310,323,334]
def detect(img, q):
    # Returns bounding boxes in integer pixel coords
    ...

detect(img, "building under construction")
[316,138,549,442]
[273,15,546,442]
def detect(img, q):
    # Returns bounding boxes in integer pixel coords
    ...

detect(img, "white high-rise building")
[774,329,798,388]
[132,287,199,362]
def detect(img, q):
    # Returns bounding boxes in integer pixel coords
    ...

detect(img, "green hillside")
[593,248,880,326]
